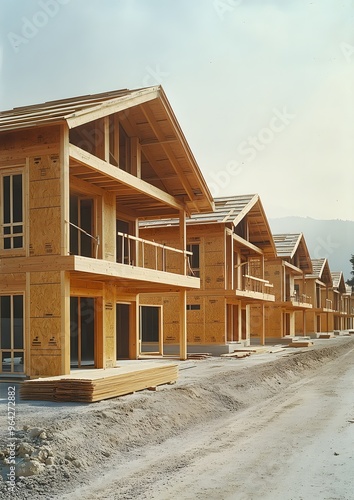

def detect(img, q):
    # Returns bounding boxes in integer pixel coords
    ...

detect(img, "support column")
[179,290,187,360]
[260,304,265,346]
[179,210,187,275]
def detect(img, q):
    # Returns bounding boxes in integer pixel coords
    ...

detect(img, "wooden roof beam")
[141,103,197,208]
[69,143,185,213]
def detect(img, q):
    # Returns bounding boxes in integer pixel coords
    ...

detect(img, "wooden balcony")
[235,274,275,302]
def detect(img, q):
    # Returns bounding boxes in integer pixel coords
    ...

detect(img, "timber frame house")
[294,258,334,336]
[139,195,276,355]
[329,272,354,332]
[0,86,214,377]
[250,233,313,342]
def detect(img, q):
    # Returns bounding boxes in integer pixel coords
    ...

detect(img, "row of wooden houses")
[0,85,352,378]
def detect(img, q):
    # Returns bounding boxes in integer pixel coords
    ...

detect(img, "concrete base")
[141,342,250,357]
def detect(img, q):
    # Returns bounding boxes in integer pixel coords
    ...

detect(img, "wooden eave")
[0,255,200,292]
[331,272,346,293]
[273,233,312,274]
[283,261,303,275]
[238,197,276,258]
[69,144,185,218]
[1,86,214,215]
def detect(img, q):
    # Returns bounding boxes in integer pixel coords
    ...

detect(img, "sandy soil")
[1,337,354,499]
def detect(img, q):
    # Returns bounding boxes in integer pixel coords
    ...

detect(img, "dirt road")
[56,340,354,500]
[1,338,354,499]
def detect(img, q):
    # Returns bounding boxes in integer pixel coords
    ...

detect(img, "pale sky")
[1,0,354,220]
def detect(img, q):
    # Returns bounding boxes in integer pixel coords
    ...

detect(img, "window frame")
[0,169,25,255]
[187,243,200,277]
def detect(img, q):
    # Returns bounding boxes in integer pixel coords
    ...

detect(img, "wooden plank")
[20,362,178,402]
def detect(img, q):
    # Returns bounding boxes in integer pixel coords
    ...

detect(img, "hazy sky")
[1,0,354,220]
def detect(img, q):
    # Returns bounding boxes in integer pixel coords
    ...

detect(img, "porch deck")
[20,361,178,403]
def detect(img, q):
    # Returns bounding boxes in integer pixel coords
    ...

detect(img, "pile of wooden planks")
[288,341,314,348]
[187,353,212,360]
[20,363,178,403]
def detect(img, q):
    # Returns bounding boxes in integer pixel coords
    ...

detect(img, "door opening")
[70,297,95,368]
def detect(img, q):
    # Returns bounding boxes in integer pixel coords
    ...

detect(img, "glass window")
[187,244,200,277]
[1,173,24,251]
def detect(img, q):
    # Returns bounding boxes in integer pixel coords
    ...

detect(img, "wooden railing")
[242,274,273,294]
[289,292,311,304]
[117,232,192,274]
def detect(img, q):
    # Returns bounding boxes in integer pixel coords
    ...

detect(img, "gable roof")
[0,86,214,215]
[0,87,152,131]
[141,194,276,257]
[306,258,333,286]
[331,272,346,293]
[273,233,312,273]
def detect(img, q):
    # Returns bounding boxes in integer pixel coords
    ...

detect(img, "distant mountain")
[269,217,354,282]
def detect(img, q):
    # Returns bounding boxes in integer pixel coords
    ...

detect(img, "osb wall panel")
[264,260,283,301]
[204,297,225,343]
[30,353,61,378]
[139,294,163,306]
[265,307,282,338]
[30,271,61,285]
[30,317,61,349]
[0,273,26,293]
[29,207,61,256]
[187,322,205,344]
[29,155,62,257]
[204,322,225,344]
[29,154,60,182]
[162,295,179,324]
[0,126,61,161]
[304,310,315,333]
[164,322,179,343]
[30,282,61,318]
[103,192,116,262]
[249,304,263,338]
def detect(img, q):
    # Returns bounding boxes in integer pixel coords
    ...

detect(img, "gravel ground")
[0,336,353,499]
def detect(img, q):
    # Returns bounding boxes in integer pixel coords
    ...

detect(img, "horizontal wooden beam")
[69,144,185,212]
[226,228,263,255]
[65,87,160,129]
[0,255,200,290]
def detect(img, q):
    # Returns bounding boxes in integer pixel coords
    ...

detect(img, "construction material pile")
[20,363,178,403]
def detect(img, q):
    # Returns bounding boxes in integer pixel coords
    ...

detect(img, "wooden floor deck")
[20,361,178,403]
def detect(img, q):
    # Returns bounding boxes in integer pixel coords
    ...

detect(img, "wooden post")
[179,289,187,360]
[260,304,265,346]
[130,137,141,178]
[132,297,140,359]
[179,210,186,275]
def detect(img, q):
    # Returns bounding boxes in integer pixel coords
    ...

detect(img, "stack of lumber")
[187,353,212,360]
[288,340,314,348]
[220,351,251,358]
[20,363,178,403]
[318,333,334,339]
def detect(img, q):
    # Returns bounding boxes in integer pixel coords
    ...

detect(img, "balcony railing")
[242,274,273,294]
[117,232,192,274]
[289,292,311,304]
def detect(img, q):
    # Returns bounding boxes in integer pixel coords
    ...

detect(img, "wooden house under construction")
[250,233,313,342]
[294,258,333,336]
[0,86,214,378]
[139,194,276,355]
